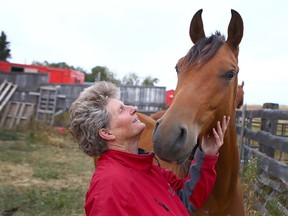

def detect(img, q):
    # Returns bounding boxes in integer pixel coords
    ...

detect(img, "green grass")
[0,186,84,216]
[240,158,260,216]
[0,129,94,216]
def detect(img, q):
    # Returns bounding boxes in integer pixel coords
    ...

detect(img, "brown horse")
[152,9,244,216]
[236,81,244,109]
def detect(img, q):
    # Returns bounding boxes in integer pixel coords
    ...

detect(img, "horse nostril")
[153,120,160,134]
[180,127,185,137]
[178,127,188,147]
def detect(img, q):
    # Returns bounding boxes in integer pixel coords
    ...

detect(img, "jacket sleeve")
[160,147,219,213]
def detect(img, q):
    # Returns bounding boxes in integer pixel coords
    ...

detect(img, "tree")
[122,72,140,85]
[32,61,86,73]
[86,66,121,85]
[0,31,11,61]
[141,76,159,86]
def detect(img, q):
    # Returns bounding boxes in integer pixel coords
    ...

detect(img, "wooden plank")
[16,103,26,126]
[0,79,7,92]
[9,101,20,129]
[36,86,58,125]
[0,101,34,129]
[244,128,288,153]
[120,85,166,113]
[258,103,279,158]
[29,92,40,96]
[238,104,246,163]
[245,109,288,120]
[0,101,18,129]
[0,80,18,112]
[254,184,269,214]
[0,81,16,101]
[253,196,267,216]
[259,172,287,193]
[254,182,288,215]
[243,145,288,183]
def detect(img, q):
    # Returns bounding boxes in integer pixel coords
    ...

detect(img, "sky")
[1,0,288,105]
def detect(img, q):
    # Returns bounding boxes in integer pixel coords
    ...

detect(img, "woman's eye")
[120,107,125,113]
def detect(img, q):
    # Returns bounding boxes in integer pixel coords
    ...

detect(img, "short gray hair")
[69,81,118,156]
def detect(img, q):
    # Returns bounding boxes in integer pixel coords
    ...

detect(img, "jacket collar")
[101,148,155,172]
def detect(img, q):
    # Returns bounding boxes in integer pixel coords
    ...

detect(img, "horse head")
[236,81,245,109]
[153,9,243,164]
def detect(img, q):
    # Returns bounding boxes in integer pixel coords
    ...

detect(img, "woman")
[69,81,230,216]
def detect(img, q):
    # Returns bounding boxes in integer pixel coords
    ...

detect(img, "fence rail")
[236,104,288,215]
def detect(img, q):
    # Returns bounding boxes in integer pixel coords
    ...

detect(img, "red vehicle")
[0,61,84,84]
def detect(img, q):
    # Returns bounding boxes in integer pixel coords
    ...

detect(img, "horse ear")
[227,9,244,48]
[189,9,206,44]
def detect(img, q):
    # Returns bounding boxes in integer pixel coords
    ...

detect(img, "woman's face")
[105,98,146,141]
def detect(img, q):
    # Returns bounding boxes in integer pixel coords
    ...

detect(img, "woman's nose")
[129,105,137,114]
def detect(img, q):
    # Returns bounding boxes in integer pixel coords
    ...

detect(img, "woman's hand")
[201,116,230,156]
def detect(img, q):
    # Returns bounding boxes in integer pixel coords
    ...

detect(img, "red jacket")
[85,148,218,216]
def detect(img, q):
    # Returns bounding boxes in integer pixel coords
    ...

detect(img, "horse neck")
[223,119,239,164]
[216,110,240,189]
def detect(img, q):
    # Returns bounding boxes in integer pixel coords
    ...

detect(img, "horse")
[236,81,244,109]
[152,9,245,216]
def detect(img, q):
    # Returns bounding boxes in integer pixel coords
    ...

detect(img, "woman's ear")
[99,128,115,141]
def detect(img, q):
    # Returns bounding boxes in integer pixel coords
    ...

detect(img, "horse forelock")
[186,31,225,67]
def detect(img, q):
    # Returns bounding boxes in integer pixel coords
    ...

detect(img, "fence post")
[259,102,279,158]
[238,104,246,163]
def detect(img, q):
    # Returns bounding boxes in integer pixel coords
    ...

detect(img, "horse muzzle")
[152,119,198,164]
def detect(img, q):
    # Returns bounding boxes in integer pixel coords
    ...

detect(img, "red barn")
[0,61,84,84]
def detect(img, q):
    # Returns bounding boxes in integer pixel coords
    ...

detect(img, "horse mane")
[186,31,225,66]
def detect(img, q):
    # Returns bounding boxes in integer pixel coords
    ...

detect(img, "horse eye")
[175,65,179,73]
[225,70,236,80]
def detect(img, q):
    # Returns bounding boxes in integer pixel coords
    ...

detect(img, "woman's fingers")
[217,121,223,141]
[202,116,231,155]
[222,116,230,131]
[212,128,221,146]
[216,116,230,146]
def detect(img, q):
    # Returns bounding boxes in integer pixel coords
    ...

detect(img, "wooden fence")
[0,72,166,127]
[236,103,288,215]
[120,85,166,114]
[0,73,166,113]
